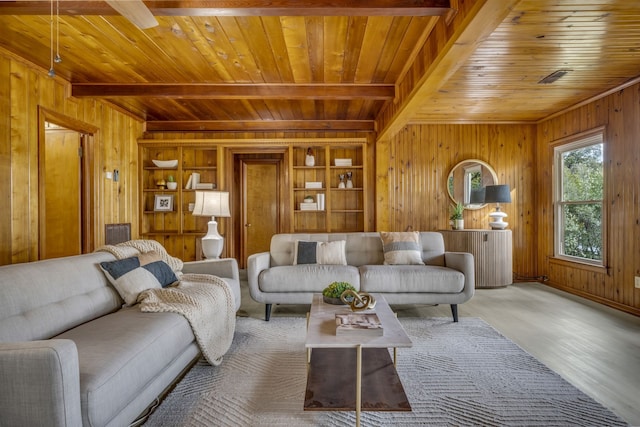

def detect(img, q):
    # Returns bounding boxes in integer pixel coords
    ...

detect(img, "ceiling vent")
[538,70,571,84]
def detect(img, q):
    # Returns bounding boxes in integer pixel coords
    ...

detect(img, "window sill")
[549,256,607,274]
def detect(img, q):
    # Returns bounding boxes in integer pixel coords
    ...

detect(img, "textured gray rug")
[144,317,627,426]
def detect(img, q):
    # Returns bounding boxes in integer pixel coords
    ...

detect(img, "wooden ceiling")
[1,1,640,135]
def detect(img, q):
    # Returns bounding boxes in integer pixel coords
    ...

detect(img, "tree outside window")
[554,132,604,265]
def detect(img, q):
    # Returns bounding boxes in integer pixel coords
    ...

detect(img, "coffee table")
[304,293,412,426]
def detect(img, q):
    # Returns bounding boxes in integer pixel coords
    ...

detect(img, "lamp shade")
[192,191,230,218]
[483,185,511,204]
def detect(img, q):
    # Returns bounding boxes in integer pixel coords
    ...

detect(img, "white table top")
[305,293,413,349]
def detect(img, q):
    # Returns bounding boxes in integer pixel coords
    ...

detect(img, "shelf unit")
[139,145,218,259]
[290,143,368,233]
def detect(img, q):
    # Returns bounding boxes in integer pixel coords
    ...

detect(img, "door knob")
[245,223,252,227]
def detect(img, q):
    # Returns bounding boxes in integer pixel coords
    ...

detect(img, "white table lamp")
[192,191,231,258]
[484,185,511,230]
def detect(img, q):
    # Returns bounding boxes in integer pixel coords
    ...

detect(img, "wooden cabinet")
[290,143,368,233]
[439,229,513,288]
[139,144,218,260]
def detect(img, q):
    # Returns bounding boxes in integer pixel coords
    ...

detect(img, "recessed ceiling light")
[538,70,571,84]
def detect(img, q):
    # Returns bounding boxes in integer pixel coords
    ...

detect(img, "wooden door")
[241,160,280,265]
[41,128,82,259]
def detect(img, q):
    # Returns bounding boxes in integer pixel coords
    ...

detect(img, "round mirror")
[447,159,498,210]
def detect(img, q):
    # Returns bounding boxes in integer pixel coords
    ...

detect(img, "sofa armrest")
[444,251,475,299]
[247,252,271,303]
[182,258,239,281]
[0,339,82,427]
[182,258,241,310]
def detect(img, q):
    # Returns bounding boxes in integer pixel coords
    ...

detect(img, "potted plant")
[166,175,178,190]
[322,281,356,305]
[450,202,465,230]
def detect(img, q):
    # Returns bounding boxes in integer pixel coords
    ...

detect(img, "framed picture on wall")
[154,195,174,211]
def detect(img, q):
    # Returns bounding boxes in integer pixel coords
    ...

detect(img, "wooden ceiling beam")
[0,1,452,17]
[146,120,375,132]
[376,0,519,140]
[72,84,395,100]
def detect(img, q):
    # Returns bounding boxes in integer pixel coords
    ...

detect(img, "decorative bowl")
[323,296,346,305]
[152,159,178,168]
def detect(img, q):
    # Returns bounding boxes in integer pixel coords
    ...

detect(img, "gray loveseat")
[0,250,240,427]
[247,231,474,322]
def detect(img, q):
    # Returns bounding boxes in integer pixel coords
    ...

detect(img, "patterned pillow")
[100,251,178,305]
[293,240,347,265]
[379,231,425,265]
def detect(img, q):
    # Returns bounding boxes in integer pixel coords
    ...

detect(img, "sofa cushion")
[100,252,178,305]
[0,252,122,342]
[55,307,195,427]
[380,231,425,265]
[293,240,347,265]
[259,265,360,292]
[359,265,464,293]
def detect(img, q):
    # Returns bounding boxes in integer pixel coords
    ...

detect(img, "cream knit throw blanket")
[97,240,235,366]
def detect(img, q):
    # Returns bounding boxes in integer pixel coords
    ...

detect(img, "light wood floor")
[238,277,640,425]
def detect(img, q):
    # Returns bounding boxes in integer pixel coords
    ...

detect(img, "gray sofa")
[0,251,240,427]
[247,231,474,322]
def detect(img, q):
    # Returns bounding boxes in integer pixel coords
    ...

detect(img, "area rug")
[144,317,627,426]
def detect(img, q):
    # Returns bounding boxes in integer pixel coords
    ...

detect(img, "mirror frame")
[447,159,498,210]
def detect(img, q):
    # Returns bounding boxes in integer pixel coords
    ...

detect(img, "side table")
[438,229,513,288]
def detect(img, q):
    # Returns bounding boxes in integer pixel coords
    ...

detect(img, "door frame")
[38,107,98,259]
[225,147,289,267]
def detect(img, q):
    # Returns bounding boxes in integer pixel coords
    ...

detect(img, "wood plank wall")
[0,49,143,265]
[376,123,538,280]
[537,83,640,315]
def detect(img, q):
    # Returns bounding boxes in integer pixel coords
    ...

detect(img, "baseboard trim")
[543,281,640,317]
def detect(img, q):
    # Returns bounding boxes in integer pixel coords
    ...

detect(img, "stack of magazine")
[335,312,383,337]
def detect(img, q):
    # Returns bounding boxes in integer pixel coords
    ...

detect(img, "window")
[553,131,604,265]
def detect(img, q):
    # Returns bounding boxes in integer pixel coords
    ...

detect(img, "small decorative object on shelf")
[300,198,318,210]
[322,281,356,305]
[340,289,377,311]
[346,171,353,188]
[154,195,173,211]
[166,175,177,190]
[338,173,346,189]
[305,147,315,167]
[335,312,383,337]
[152,159,178,168]
[334,158,352,167]
[450,202,464,230]
[305,181,322,189]
[156,178,166,189]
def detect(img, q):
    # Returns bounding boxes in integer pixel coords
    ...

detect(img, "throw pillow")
[317,240,347,265]
[293,240,318,265]
[100,251,178,305]
[379,231,425,265]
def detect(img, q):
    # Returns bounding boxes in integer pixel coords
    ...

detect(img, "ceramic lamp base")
[488,210,508,230]
[201,219,224,258]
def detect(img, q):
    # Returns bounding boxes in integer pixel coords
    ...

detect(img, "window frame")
[552,128,606,267]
